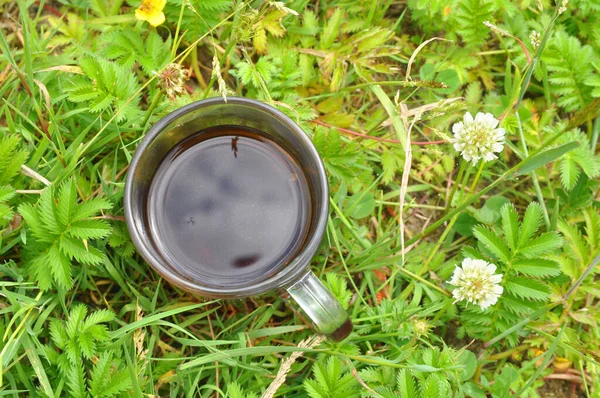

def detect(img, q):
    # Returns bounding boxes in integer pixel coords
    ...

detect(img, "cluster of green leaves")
[19,179,112,290]
[103,30,172,74]
[45,304,131,397]
[3,0,600,396]
[0,135,28,231]
[458,203,563,346]
[543,32,600,112]
[65,57,142,124]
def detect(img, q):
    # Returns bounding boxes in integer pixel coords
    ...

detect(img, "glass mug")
[124,97,352,341]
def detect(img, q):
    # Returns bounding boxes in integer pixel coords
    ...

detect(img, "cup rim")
[124,97,329,297]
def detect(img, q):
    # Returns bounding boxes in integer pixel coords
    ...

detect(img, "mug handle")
[286,271,352,341]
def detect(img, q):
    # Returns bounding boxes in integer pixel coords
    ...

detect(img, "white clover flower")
[450,112,506,164]
[448,258,503,310]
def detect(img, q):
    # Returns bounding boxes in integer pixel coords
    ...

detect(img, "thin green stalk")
[469,161,485,193]
[329,198,371,250]
[141,92,164,129]
[516,112,550,228]
[397,267,451,297]
[591,116,600,151]
[328,219,370,308]
[445,159,466,211]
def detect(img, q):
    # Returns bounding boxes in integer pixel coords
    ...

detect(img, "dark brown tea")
[147,126,311,287]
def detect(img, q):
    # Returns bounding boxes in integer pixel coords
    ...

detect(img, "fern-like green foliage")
[543,32,599,112]
[303,357,361,398]
[360,347,462,398]
[558,129,600,190]
[453,0,496,46]
[18,179,112,290]
[413,151,455,183]
[0,135,28,229]
[103,29,171,75]
[233,56,279,97]
[459,203,563,346]
[312,126,373,188]
[65,56,142,123]
[556,209,600,283]
[45,304,130,398]
[225,382,258,398]
[164,0,232,41]
[324,273,352,310]
[407,0,458,36]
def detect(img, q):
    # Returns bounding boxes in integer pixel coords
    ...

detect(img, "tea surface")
[147,127,310,287]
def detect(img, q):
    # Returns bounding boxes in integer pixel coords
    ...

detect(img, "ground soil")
[536,379,585,398]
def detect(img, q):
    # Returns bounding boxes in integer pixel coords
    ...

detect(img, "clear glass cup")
[124,97,352,341]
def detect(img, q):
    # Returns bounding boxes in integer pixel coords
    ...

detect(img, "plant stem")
[516,111,550,228]
[445,159,466,212]
[141,92,164,129]
[191,46,207,89]
[469,161,485,193]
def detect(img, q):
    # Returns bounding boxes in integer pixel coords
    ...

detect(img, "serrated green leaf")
[73,198,112,221]
[46,244,73,290]
[519,232,563,258]
[505,277,550,301]
[0,185,15,202]
[513,259,561,277]
[518,203,543,249]
[68,219,111,239]
[82,309,115,329]
[559,155,580,190]
[397,369,417,397]
[57,179,77,227]
[67,361,87,398]
[501,203,519,251]
[473,226,511,264]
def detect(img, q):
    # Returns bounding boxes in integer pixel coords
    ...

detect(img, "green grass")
[1,0,600,397]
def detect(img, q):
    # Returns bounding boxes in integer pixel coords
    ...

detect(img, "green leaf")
[454,0,495,46]
[59,236,104,264]
[420,374,441,398]
[38,187,60,234]
[559,154,581,190]
[67,362,87,398]
[68,219,112,239]
[457,350,477,382]
[46,244,73,289]
[346,192,375,219]
[57,179,77,227]
[518,203,543,249]
[515,141,581,176]
[519,232,563,258]
[505,278,550,301]
[544,32,595,112]
[73,198,112,221]
[320,8,344,49]
[49,319,68,349]
[66,304,88,339]
[397,369,417,397]
[513,259,561,277]
[83,309,115,329]
[372,85,407,150]
[501,203,519,251]
[78,332,96,359]
[473,226,511,264]
[0,185,15,202]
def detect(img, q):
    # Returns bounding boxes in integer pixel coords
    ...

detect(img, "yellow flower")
[135,0,166,27]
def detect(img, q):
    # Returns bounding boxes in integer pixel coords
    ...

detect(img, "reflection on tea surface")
[147,127,310,286]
